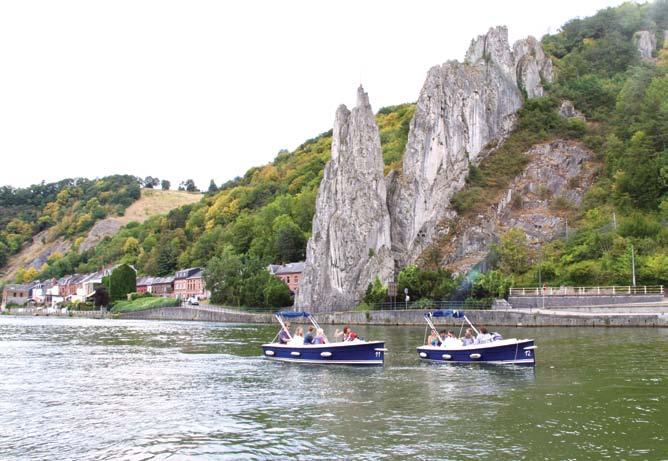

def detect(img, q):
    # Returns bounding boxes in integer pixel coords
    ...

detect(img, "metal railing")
[509,285,664,297]
[364,299,492,311]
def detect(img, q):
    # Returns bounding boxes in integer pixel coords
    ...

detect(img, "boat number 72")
[524,350,532,357]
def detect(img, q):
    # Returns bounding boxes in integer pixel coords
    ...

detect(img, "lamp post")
[631,244,636,288]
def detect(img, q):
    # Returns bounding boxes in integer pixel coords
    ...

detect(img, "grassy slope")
[118,189,202,224]
[111,296,180,313]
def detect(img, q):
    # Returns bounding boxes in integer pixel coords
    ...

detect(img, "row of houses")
[2,262,306,309]
[1,266,209,309]
[136,268,207,300]
[1,267,116,309]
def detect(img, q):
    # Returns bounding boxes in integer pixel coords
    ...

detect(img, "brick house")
[58,275,79,300]
[136,276,152,294]
[174,268,206,300]
[1,284,31,308]
[268,262,305,294]
[148,276,174,296]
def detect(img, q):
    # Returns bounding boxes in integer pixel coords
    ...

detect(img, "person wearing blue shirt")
[303,326,315,345]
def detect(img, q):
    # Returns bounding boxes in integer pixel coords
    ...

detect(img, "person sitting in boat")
[427,330,441,346]
[303,326,315,345]
[288,327,305,346]
[461,328,475,346]
[475,326,494,344]
[334,326,359,342]
[278,321,291,344]
[313,328,328,344]
[442,330,461,348]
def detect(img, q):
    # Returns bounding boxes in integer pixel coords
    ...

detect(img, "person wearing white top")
[475,326,493,344]
[288,327,305,346]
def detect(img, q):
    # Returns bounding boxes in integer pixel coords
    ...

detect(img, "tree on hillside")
[273,215,306,263]
[205,248,243,305]
[494,228,534,275]
[179,179,198,192]
[161,179,171,190]
[208,180,218,194]
[143,176,159,188]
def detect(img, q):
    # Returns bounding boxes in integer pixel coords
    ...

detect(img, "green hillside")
[0,175,140,275]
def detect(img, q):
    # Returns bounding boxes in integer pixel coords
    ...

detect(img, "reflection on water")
[0,316,666,460]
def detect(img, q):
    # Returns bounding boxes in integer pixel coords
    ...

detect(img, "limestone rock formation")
[437,140,596,275]
[513,36,553,98]
[294,86,394,311]
[388,26,552,267]
[634,30,656,59]
[559,100,585,120]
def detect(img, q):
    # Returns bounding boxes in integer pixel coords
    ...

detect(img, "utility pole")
[631,244,636,287]
[538,248,542,287]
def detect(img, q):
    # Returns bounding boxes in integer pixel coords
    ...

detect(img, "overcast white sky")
[0,0,625,190]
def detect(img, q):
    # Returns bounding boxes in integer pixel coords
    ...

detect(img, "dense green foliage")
[105,264,137,301]
[0,175,140,271]
[33,105,414,306]
[396,265,457,302]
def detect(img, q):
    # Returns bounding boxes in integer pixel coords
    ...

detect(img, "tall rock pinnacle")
[388,26,552,266]
[294,86,394,311]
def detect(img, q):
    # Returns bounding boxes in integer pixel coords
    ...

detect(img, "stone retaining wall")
[116,306,668,327]
[508,294,663,309]
[317,309,668,327]
[6,308,108,319]
[119,306,272,323]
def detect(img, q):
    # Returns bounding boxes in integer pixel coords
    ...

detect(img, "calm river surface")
[1,316,667,460]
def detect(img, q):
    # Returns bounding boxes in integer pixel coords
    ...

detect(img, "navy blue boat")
[416,310,536,366]
[262,311,386,366]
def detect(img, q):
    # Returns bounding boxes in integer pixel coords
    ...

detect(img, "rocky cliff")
[294,86,394,310]
[388,26,552,267]
[297,27,553,311]
[433,140,596,275]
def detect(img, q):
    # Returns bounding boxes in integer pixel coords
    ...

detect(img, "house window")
[286,276,290,283]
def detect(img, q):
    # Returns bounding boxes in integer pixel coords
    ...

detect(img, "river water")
[1,316,666,460]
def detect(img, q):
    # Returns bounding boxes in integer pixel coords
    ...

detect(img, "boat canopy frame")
[422,310,479,345]
[271,311,321,343]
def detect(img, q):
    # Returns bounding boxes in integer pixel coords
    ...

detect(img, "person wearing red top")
[334,325,358,341]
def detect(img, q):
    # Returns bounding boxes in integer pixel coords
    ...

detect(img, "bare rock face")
[635,31,656,59]
[439,140,596,275]
[294,86,394,311]
[389,26,552,267]
[513,36,553,98]
[559,100,585,120]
